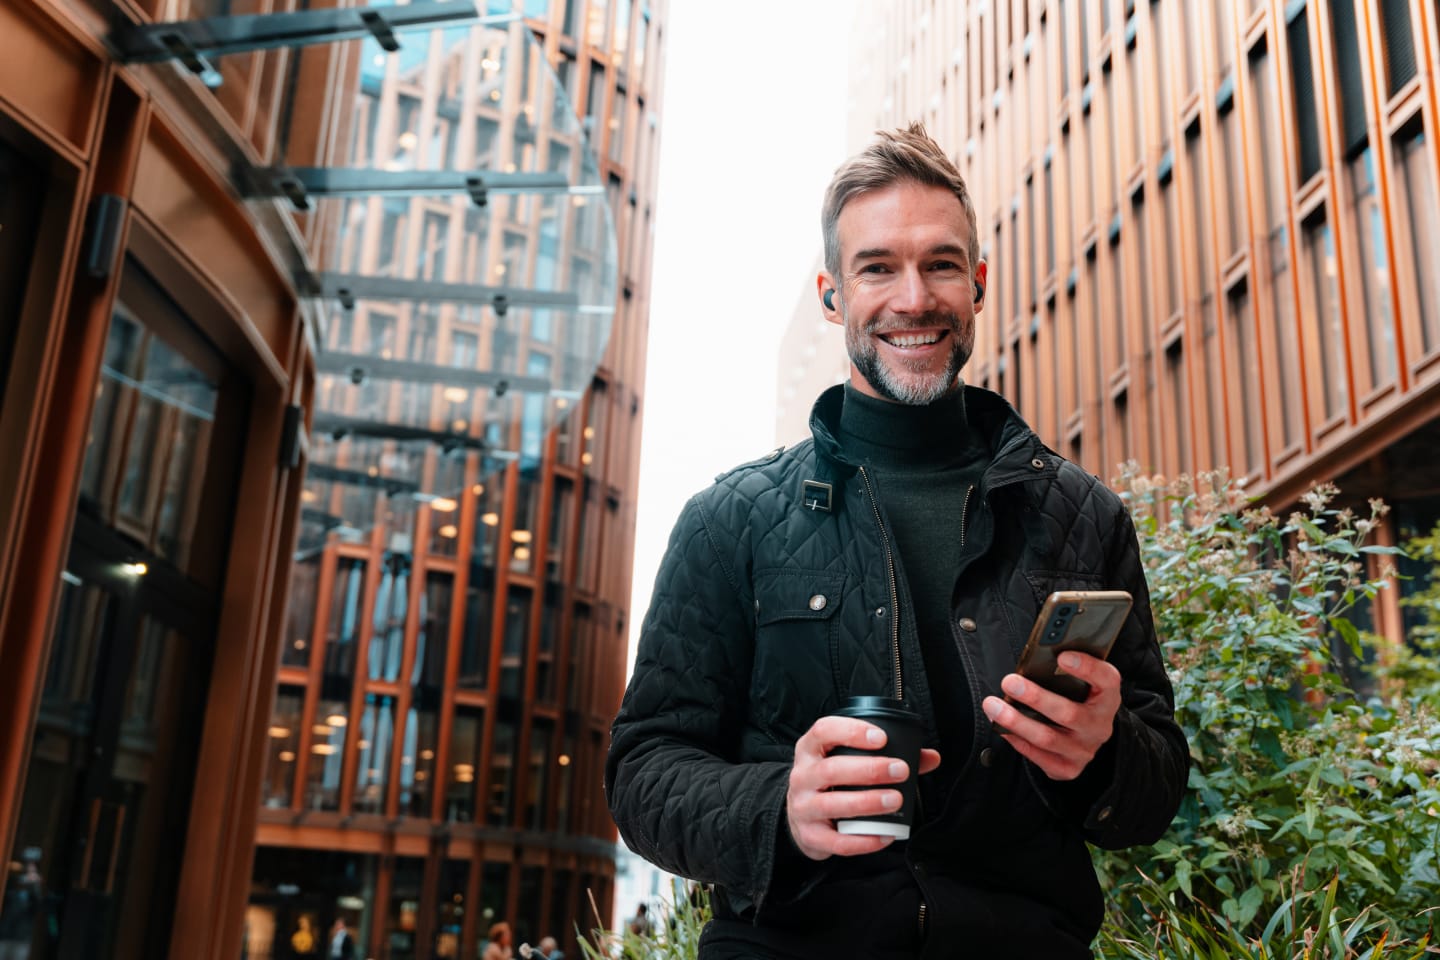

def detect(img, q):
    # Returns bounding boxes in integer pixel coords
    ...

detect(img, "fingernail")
[888,761,906,779]
[866,727,885,746]
[882,791,901,809]
[1010,678,1026,696]
[1060,653,1080,669]
[982,699,1001,720]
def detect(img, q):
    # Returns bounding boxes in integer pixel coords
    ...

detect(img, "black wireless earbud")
[823,289,837,311]
[973,282,985,304]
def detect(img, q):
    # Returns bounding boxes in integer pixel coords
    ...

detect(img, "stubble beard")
[846,311,972,405]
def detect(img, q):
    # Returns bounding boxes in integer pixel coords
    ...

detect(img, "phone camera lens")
[1058,605,1074,616]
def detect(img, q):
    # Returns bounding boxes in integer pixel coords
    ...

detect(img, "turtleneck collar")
[837,381,984,469]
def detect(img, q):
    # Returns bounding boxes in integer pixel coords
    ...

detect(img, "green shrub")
[1095,468,1440,952]
[576,885,711,960]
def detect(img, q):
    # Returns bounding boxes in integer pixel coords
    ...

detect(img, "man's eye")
[930,261,962,272]
[860,263,890,274]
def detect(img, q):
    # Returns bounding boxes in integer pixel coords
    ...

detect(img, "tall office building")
[818,0,1440,640]
[0,1,664,958]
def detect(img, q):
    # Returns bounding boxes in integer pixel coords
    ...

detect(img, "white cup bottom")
[836,820,910,839]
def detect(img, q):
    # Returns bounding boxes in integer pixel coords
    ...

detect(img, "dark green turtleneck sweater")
[837,383,993,803]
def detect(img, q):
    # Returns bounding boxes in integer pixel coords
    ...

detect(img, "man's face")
[822,181,985,405]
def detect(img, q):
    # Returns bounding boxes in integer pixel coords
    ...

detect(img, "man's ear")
[972,259,988,313]
[817,271,842,325]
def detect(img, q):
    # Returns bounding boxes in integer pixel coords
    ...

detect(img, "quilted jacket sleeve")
[1031,501,1189,849]
[605,493,792,909]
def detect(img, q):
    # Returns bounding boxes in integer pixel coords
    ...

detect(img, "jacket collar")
[803,382,1056,512]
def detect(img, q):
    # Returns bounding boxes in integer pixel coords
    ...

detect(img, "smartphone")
[1005,590,1133,723]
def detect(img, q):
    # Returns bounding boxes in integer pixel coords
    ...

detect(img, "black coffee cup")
[828,696,923,839]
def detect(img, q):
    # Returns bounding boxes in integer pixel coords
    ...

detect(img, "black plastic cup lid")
[835,695,920,720]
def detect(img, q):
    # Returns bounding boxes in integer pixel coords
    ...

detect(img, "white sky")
[625,2,856,666]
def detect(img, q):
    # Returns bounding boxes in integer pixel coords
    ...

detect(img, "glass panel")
[248,848,379,960]
[446,706,483,822]
[1269,226,1302,448]
[516,865,544,947]
[325,558,365,697]
[400,701,438,819]
[536,583,562,703]
[354,694,396,815]
[283,553,319,668]
[385,857,425,960]
[369,555,408,683]
[78,298,219,573]
[0,142,44,398]
[262,687,305,808]
[1394,125,1440,354]
[526,717,554,829]
[500,589,530,701]
[479,863,511,947]
[547,477,574,582]
[305,700,349,810]
[1304,217,1347,421]
[1226,284,1261,474]
[435,860,470,959]
[1349,149,1398,385]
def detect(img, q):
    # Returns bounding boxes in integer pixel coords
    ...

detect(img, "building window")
[1393,122,1440,356]
[1329,0,1369,156]
[1349,147,1398,385]
[1126,40,1143,169]
[1186,122,1213,313]
[1151,0,1172,148]
[1202,309,1226,471]
[1213,0,1234,73]
[1379,0,1417,96]
[1044,153,1056,274]
[354,694,396,815]
[1287,5,1322,184]
[1182,0,1202,92]
[1302,213,1347,422]
[1110,233,1127,368]
[1219,86,1245,257]
[1161,165,1181,318]
[1133,190,1153,366]
[446,706,483,822]
[1226,281,1262,475]
[1269,225,1303,449]
[261,687,304,808]
[1164,338,1191,475]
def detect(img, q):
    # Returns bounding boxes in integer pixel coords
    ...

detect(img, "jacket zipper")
[858,466,903,700]
[959,484,974,549]
[918,898,928,940]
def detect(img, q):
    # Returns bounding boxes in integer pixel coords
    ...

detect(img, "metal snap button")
[875,606,886,618]
[809,594,827,611]
[979,747,994,767]
[1097,806,1113,822]
[958,617,977,632]
[1031,457,1045,470]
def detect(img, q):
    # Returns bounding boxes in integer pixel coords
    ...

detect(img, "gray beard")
[847,316,969,405]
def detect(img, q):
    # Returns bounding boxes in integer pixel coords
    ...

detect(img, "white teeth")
[884,332,941,347]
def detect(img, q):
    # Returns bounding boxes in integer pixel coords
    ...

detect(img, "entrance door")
[1,260,246,960]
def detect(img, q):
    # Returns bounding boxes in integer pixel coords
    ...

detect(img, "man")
[605,124,1187,958]
[328,917,355,960]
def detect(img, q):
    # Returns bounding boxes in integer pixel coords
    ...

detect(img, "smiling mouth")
[878,330,947,348]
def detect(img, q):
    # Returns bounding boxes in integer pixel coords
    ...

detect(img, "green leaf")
[1176,858,1194,898]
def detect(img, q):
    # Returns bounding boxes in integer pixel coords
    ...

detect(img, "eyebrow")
[850,243,970,266]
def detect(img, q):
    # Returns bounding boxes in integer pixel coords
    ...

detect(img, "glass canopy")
[112,3,618,559]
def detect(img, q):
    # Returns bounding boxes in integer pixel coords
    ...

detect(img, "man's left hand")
[981,651,1120,781]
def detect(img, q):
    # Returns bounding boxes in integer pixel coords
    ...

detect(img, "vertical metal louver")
[1287,9,1323,183]
[1380,0,1417,96]
[1329,0,1369,156]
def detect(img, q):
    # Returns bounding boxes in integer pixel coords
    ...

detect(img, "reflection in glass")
[401,701,438,819]
[326,559,366,692]
[1304,217,1346,421]
[1349,148,1397,386]
[434,860,469,958]
[306,700,349,810]
[526,717,554,829]
[284,554,319,668]
[386,856,425,960]
[500,589,530,700]
[370,555,409,683]
[1394,126,1440,355]
[355,695,396,815]
[446,706,483,822]
[262,687,305,808]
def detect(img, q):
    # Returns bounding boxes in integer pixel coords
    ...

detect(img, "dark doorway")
[2,260,247,960]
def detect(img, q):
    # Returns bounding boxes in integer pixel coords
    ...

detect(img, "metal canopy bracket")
[314,273,582,312]
[245,168,574,209]
[113,2,506,78]
[316,351,550,396]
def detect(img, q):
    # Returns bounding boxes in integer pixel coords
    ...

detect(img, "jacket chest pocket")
[750,570,846,738]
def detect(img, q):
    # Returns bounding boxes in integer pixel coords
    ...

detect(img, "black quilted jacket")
[607,384,1187,959]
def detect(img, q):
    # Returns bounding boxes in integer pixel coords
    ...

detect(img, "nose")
[889,265,937,315]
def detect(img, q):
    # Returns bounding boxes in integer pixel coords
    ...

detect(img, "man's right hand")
[785,716,941,860]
